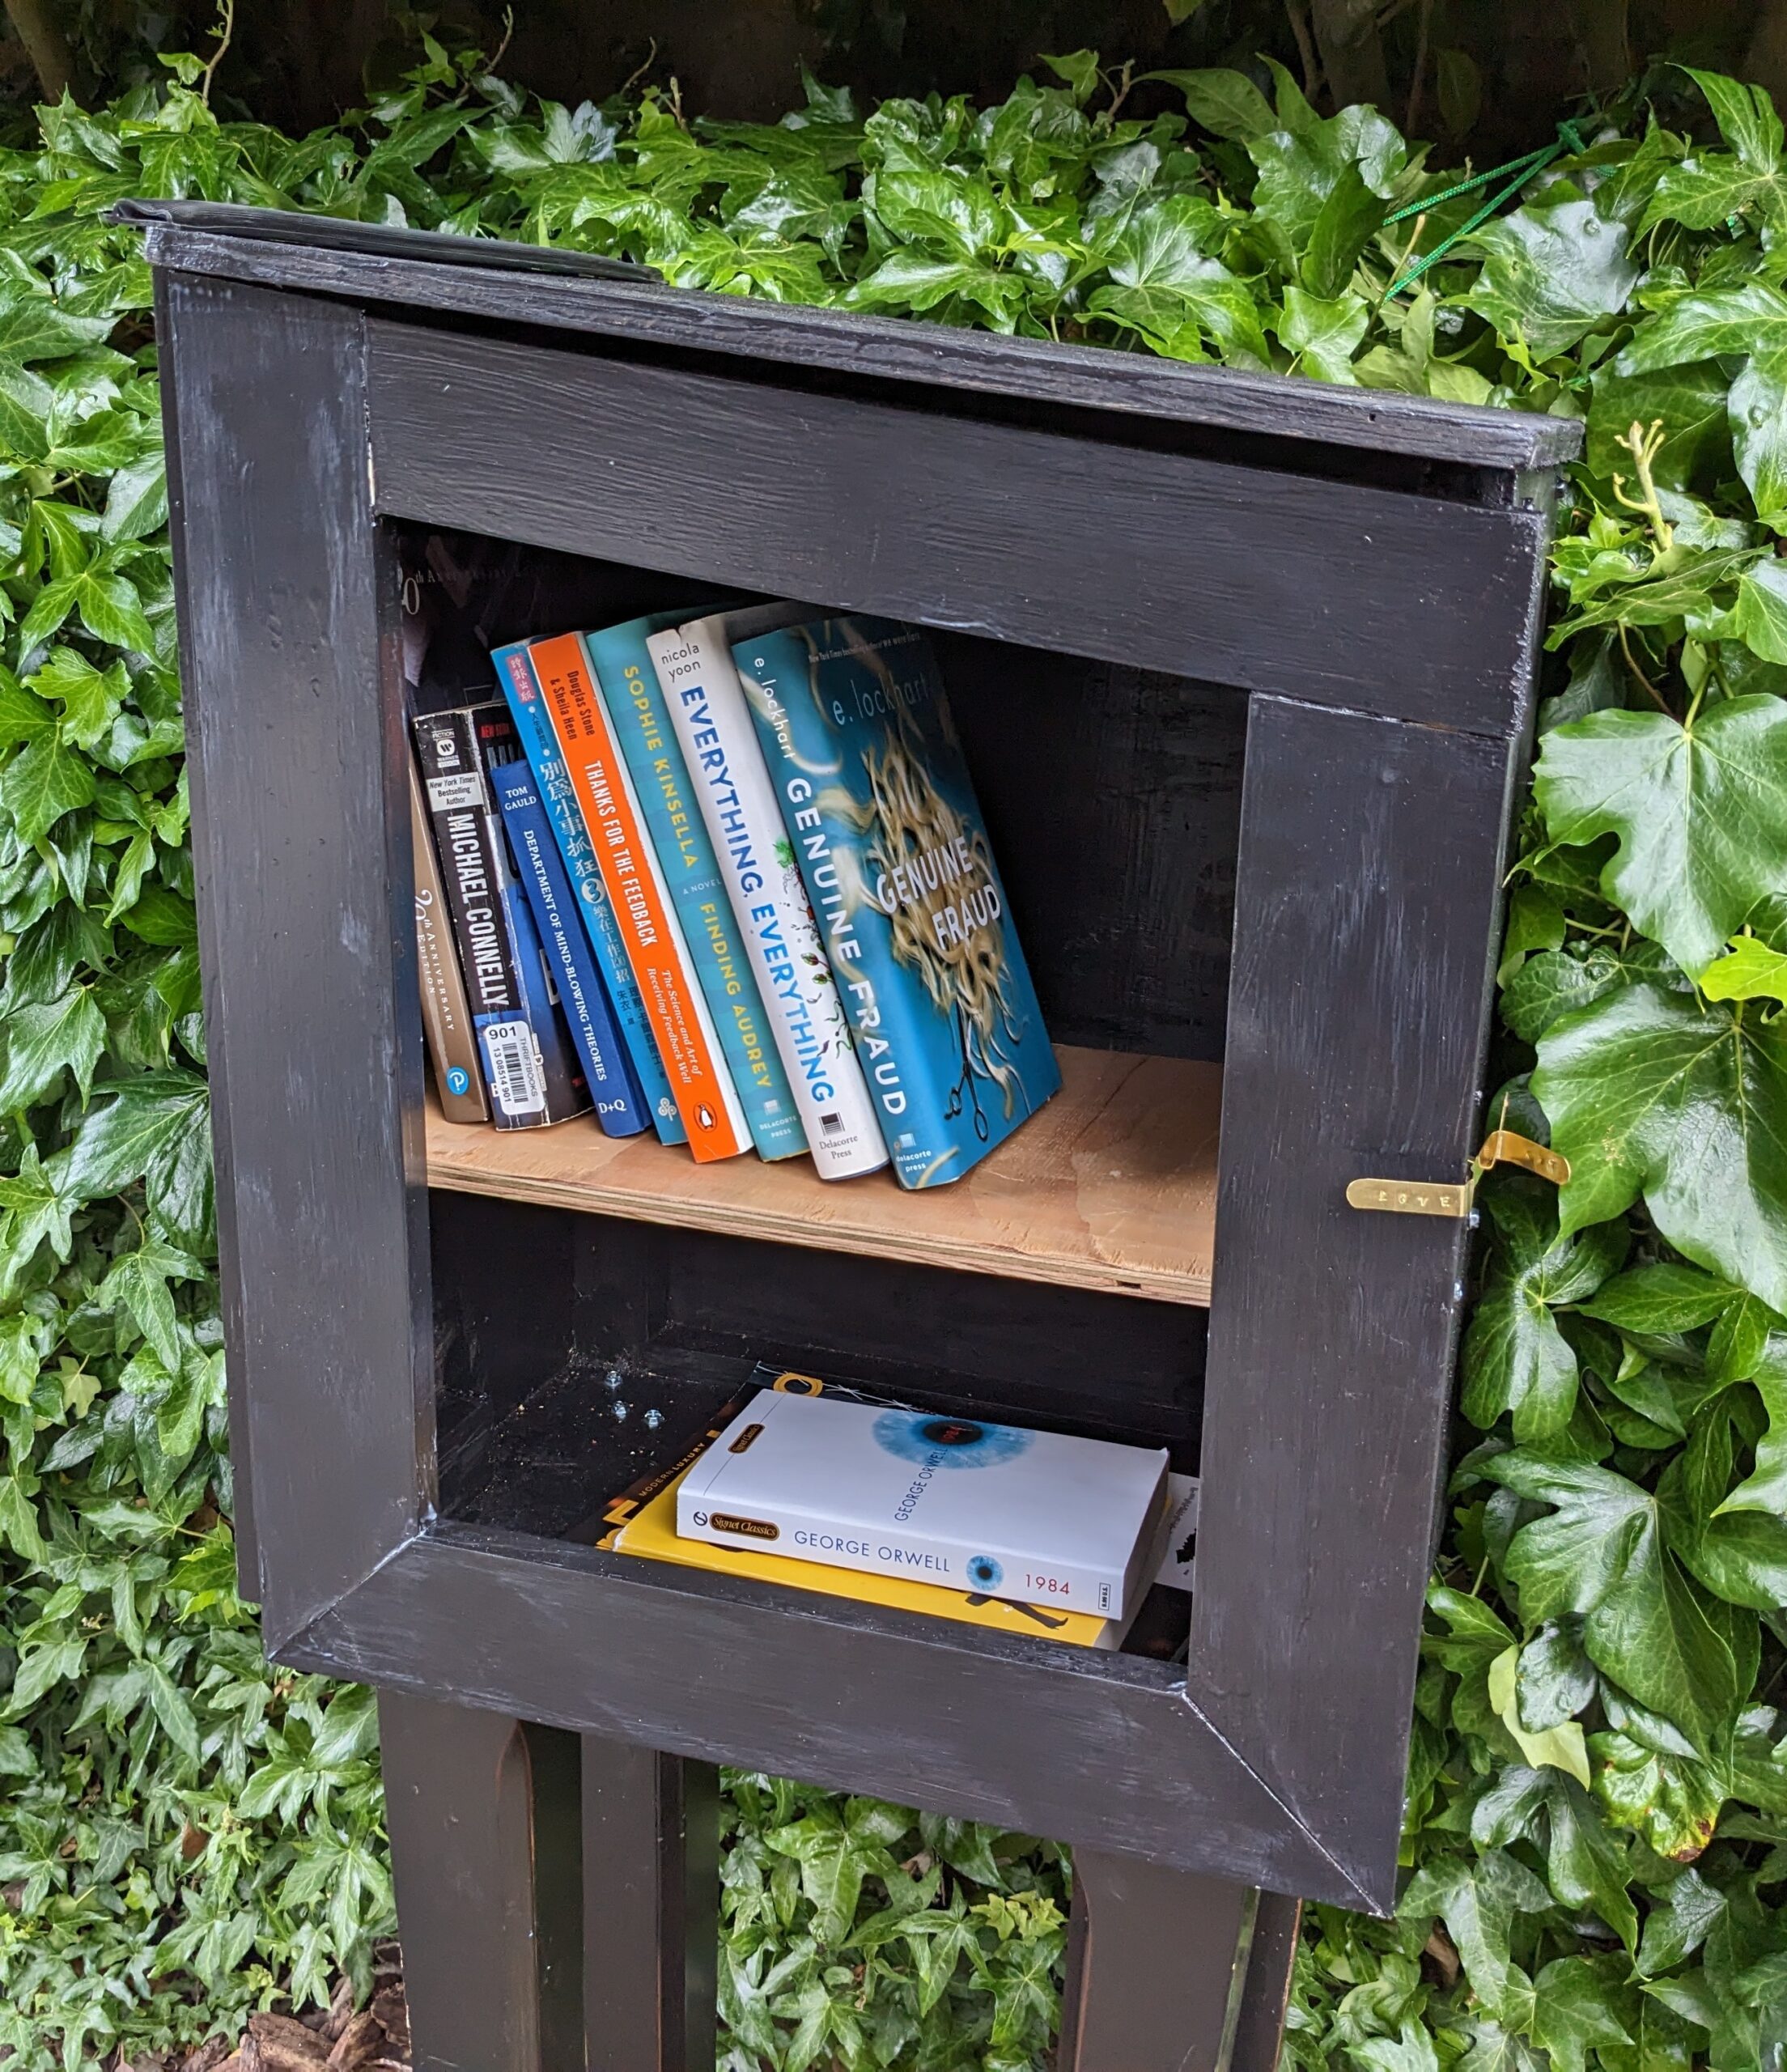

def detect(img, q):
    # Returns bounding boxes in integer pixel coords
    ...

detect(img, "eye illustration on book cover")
[734,615,1060,1189]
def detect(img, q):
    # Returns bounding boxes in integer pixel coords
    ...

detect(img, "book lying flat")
[604,1455,1123,1648]
[677,1388,1168,1620]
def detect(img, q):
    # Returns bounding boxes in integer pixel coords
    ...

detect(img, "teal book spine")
[732,615,1061,1189]
[491,639,686,1146]
[585,615,807,1164]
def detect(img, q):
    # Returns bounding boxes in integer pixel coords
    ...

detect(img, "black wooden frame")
[151,223,1569,1924]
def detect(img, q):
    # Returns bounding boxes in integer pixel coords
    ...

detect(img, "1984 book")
[677,1388,1167,1619]
[733,616,1060,1188]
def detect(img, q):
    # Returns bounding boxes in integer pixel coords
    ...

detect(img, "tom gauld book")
[677,1390,1168,1620]
[733,616,1061,1189]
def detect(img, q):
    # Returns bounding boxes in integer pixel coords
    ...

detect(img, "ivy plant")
[0,28,1783,2071]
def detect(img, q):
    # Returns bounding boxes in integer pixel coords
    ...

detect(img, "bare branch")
[2,0,79,102]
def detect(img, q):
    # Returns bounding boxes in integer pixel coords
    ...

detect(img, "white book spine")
[649,618,889,1181]
[673,1487,1127,1616]
[579,635,751,1150]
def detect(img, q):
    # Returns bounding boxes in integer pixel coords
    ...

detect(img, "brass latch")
[1345,1129,1569,1219]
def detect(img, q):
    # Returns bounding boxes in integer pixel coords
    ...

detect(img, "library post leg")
[379,1692,717,2072]
[1059,1852,1301,2072]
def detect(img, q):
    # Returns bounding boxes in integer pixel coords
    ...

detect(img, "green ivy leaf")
[1533,983,1787,1316]
[1399,1850,1551,2018]
[1278,285,1369,381]
[1702,934,1787,1005]
[1463,201,1640,360]
[1532,698,1787,979]
[1486,1454,1742,1754]
[1462,1189,1625,1439]
[0,727,97,844]
[1581,1261,1738,1333]
[1144,69,1276,142]
[1524,1955,1634,2072]
[0,983,105,1110]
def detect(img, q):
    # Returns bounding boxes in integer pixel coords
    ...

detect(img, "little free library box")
[130,200,1578,2072]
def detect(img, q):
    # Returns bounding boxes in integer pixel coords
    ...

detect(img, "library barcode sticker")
[482,1021,547,1117]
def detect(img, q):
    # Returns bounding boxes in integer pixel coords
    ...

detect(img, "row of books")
[594,1367,1200,1654]
[410,606,1061,1190]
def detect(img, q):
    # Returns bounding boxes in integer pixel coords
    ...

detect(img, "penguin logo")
[695,1103,716,1130]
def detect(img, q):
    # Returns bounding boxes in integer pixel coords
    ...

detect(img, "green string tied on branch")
[1384,117,1590,295]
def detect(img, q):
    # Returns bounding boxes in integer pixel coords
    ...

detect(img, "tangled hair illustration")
[805,621,1027,1125]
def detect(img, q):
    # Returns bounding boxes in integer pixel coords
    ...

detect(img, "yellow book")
[601,1374,1117,1648]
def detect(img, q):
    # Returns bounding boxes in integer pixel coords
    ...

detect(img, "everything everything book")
[410,703,589,1128]
[492,639,685,1147]
[489,755,650,1138]
[732,616,1061,1188]
[649,609,888,1182]
[585,614,806,1163]
[526,630,751,1164]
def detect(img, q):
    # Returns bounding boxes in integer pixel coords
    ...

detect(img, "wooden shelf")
[425,1046,1220,1306]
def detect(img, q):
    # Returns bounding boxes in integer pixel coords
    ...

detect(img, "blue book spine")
[588,616,807,1164]
[733,616,1062,1190]
[492,640,686,1147]
[491,760,651,1138]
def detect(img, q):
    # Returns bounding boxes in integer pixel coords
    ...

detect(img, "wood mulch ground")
[116,1947,410,2072]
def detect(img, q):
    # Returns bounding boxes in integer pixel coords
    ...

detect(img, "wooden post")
[379,1693,583,2072]
[583,1736,719,2072]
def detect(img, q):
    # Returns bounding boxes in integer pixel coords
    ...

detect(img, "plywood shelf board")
[424,1045,1218,1307]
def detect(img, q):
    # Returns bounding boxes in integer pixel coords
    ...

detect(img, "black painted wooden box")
[138,203,1576,2049]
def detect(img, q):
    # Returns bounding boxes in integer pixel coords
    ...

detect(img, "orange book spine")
[527,631,749,1162]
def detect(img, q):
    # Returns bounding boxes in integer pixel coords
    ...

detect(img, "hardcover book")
[650,608,888,1182]
[407,749,487,1125]
[587,613,806,1163]
[677,1389,1168,1620]
[525,631,750,1163]
[410,703,590,1128]
[492,639,686,1146]
[732,616,1061,1189]
[489,756,650,1138]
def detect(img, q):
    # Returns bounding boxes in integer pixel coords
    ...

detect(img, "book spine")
[650,621,889,1182]
[526,631,750,1164]
[587,620,806,1163]
[490,759,650,1138]
[410,707,558,1128]
[407,749,487,1124]
[493,641,686,1147]
[672,1489,1124,1616]
[734,622,1059,1190]
[732,629,947,1180]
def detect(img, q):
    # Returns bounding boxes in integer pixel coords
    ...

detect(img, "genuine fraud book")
[677,1391,1169,1619]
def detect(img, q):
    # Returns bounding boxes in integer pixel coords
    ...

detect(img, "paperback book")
[492,639,685,1146]
[526,630,751,1163]
[407,751,486,1124]
[733,616,1060,1189]
[586,613,806,1163]
[489,755,650,1137]
[649,607,888,1182]
[598,1369,1123,1646]
[677,1387,1168,1619]
[411,703,590,1127]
